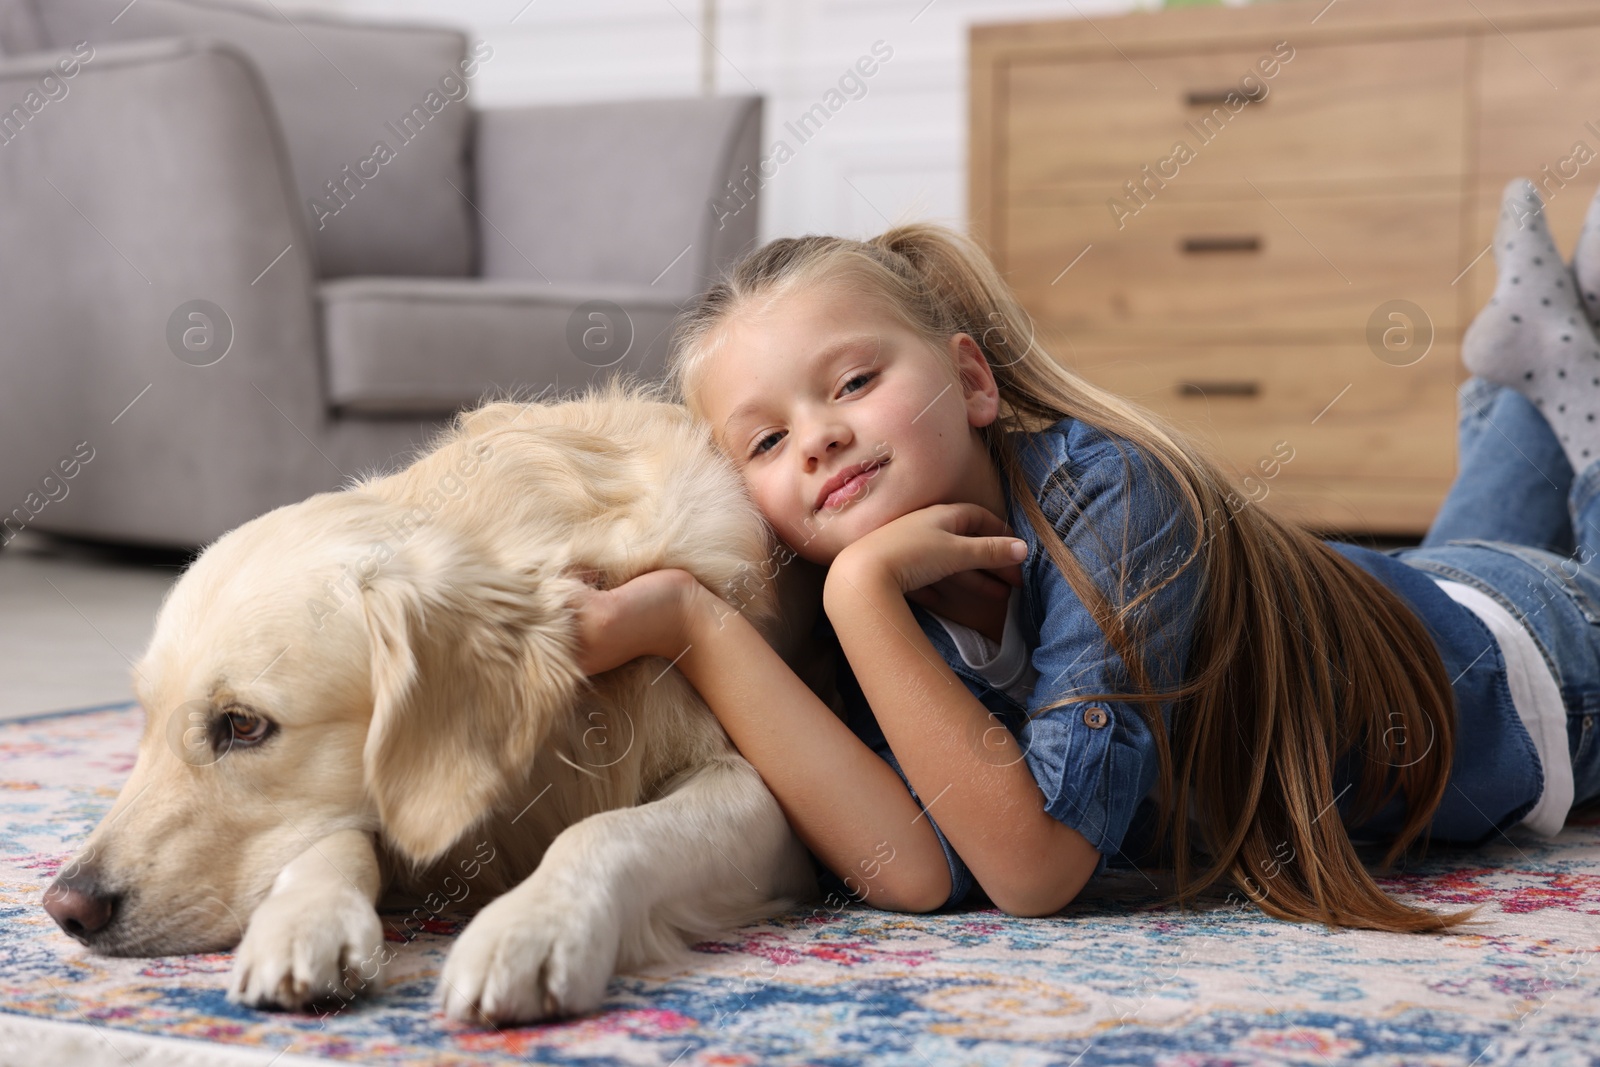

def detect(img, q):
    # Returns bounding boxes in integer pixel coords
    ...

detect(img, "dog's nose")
[43,875,118,941]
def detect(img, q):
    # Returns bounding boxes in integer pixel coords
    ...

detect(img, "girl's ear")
[950,332,1001,429]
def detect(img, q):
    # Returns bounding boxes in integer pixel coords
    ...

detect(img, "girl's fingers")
[986,536,1027,586]
[944,501,1015,538]
[908,531,1026,599]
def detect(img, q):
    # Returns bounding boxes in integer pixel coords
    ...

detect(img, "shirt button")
[1082,705,1108,728]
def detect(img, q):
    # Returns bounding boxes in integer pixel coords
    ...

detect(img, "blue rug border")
[3,699,140,726]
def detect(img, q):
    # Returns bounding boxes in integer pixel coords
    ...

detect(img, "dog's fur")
[42,380,832,1025]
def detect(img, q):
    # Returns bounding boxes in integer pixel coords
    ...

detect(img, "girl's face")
[696,280,1007,566]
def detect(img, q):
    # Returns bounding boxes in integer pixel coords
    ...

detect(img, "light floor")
[0,531,183,721]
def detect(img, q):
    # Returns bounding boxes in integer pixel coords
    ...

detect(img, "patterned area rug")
[2,703,1598,1067]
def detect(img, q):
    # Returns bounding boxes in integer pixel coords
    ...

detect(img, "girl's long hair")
[662,222,1481,933]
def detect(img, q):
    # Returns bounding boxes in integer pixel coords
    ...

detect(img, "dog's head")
[41,487,588,956]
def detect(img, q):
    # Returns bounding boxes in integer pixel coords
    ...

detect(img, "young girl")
[566,178,1600,933]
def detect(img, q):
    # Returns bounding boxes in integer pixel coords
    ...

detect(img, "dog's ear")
[359,530,587,865]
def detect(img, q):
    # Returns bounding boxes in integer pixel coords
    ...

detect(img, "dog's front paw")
[439,891,620,1025]
[228,885,386,1011]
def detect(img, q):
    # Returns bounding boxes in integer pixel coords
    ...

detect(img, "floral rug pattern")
[2,703,1598,1066]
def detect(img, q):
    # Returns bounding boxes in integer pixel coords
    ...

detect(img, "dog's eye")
[213,708,275,754]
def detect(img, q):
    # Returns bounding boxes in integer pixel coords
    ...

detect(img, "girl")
[567,178,1600,933]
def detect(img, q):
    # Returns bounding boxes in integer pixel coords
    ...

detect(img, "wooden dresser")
[970,0,1600,537]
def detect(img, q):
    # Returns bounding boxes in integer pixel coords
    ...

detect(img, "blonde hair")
[663,222,1479,933]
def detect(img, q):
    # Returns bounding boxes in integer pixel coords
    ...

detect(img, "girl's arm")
[568,569,957,912]
[819,501,1106,916]
[823,562,1102,917]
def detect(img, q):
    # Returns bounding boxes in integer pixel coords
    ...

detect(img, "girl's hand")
[827,502,1028,615]
[564,568,700,676]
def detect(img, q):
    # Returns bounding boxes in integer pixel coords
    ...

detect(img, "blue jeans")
[1383,376,1600,810]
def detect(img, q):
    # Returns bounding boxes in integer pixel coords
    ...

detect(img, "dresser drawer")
[1475,25,1600,184]
[1005,36,1466,191]
[1006,185,1461,341]
[1061,341,1458,483]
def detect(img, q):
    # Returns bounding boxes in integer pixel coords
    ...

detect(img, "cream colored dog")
[40,379,830,1025]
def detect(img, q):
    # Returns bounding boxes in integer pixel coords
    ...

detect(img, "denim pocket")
[1444,538,1600,625]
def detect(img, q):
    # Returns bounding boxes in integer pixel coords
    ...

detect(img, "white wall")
[309,0,1246,242]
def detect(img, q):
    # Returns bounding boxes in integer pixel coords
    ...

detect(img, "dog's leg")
[441,755,816,1025]
[228,829,386,1011]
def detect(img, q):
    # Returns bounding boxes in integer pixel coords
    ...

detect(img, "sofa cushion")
[28,0,477,280]
[0,0,45,54]
[474,95,761,295]
[320,278,688,416]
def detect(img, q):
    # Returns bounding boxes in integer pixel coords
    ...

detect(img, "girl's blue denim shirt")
[811,414,1546,911]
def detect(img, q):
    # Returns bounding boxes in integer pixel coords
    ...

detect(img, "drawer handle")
[1177,380,1260,398]
[1181,235,1261,254]
[1186,88,1267,106]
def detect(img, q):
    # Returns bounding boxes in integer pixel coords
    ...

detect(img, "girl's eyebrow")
[720,334,882,438]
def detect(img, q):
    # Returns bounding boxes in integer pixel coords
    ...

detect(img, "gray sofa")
[0,0,760,549]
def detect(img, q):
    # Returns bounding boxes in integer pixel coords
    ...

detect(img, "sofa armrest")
[473,94,762,297]
[0,36,335,546]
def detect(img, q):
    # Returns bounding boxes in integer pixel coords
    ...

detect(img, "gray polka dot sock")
[1571,177,1600,336]
[1461,177,1600,471]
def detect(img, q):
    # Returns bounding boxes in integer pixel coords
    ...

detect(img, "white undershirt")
[928,580,1574,840]
[1429,578,1573,837]
[926,586,1039,706]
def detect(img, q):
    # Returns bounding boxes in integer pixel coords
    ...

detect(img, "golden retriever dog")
[40,378,830,1025]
